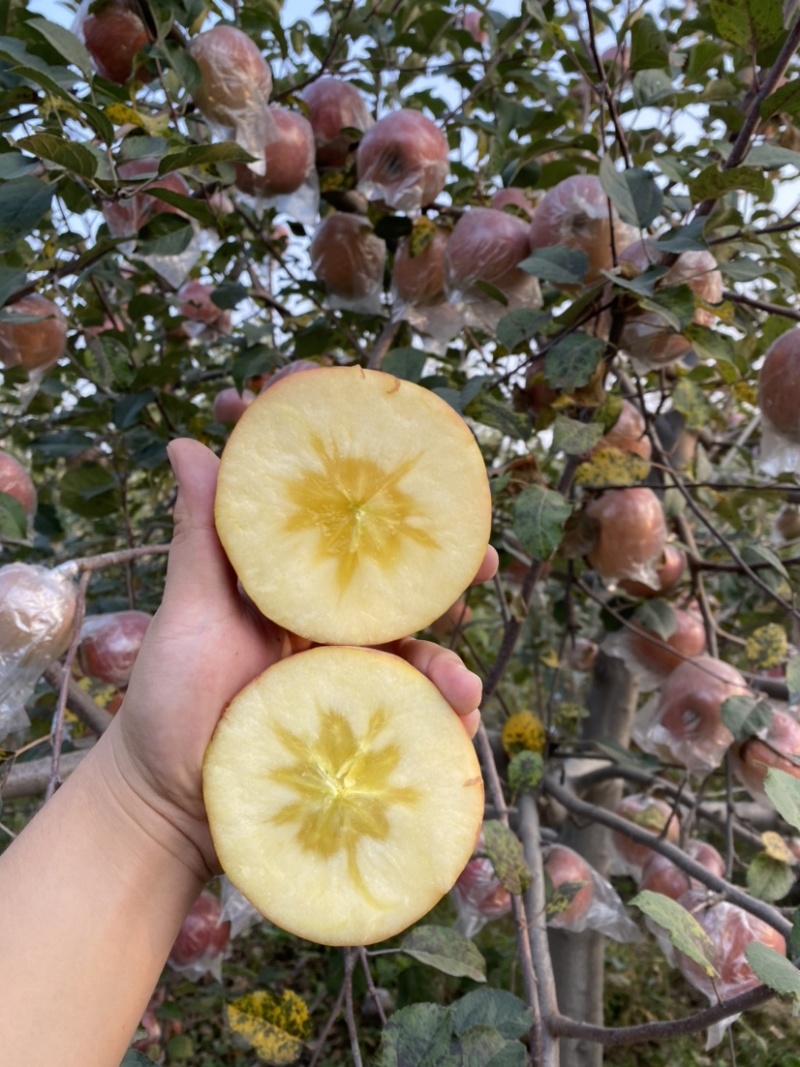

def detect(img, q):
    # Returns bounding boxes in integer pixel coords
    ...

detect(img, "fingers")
[396,637,482,736]
[471,545,499,587]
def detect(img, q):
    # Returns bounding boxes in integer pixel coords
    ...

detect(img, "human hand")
[101,438,496,879]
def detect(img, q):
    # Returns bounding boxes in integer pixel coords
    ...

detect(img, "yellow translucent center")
[269,708,421,903]
[282,434,438,593]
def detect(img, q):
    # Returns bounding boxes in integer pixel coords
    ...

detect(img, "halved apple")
[214,366,491,646]
[203,645,485,946]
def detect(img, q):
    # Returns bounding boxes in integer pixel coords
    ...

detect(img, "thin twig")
[343,948,364,1067]
[55,543,169,578]
[307,983,347,1067]
[46,571,90,802]
[357,947,387,1027]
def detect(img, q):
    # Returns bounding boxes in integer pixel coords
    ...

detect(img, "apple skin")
[177,281,231,337]
[78,610,152,688]
[452,856,512,919]
[758,329,800,440]
[102,159,190,238]
[675,891,786,999]
[611,794,680,873]
[732,708,800,800]
[646,655,750,771]
[585,487,668,586]
[543,844,594,926]
[619,543,686,599]
[189,25,272,129]
[628,606,707,676]
[639,839,725,899]
[233,107,316,197]
[461,9,488,45]
[596,399,651,461]
[527,174,637,286]
[303,76,374,168]
[168,889,231,971]
[212,387,255,424]
[0,450,36,516]
[357,109,449,213]
[82,0,150,84]
[393,226,450,307]
[309,213,386,305]
[491,187,535,219]
[0,294,68,372]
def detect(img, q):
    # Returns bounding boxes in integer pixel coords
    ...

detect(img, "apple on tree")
[0,450,37,518]
[101,159,192,239]
[78,610,152,688]
[757,327,800,475]
[77,0,151,84]
[731,707,800,802]
[302,76,374,169]
[619,543,687,599]
[543,844,594,927]
[168,888,231,981]
[611,793,680,876]
[0,294,68,373]
[356,109,449,214]
[584,487,668,588]
[392,223,465,346]
[451,855,512,937]
[233,107,316,199]
[595,399,652,461]
[491,187,535,219]
[176,281,232,339]
[639,838,725,900]
[626,605,707,678]
[309,213,386,313]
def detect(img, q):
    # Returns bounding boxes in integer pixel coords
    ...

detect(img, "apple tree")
[3,0,800,1062]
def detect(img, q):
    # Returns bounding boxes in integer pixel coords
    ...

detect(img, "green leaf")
[483,820,531,895]
[789,908,800,960]
[742,543,789,581]
[158,142,257,174]
[382,348,428,382]
[633,599,676,640]
[624,168,664,228]
[764,767,800,832]
[652,220,709,253]
[508,750,544,795]
[0,177,53,251]
[599,155,638,226]
[17,133,99,179]
[721,695,773,740]
[135,215,195,258]
[639,284,697,332]
[761,78,800,119]
[143,187,216,229]
[786,658,800,707]
[26,17,92,78]
[629,14,672,70]
[452,988,534,1041]
[459,1027,527,1067]
[631,891,717,976]
[373,1003,456,1067]
[513,484,572,562]
[671,377,710,433]
[519,246,589,286]
[226,989,310,1066]
[544,334,604,391]
[0,492,28,540]
[60,464,120,519]
[466,393,531,439]
[709,0,784,52]
[0,267,26,308]
[632,69,674,107]
[120,1052,160,1066]
[689,164,772,204]
[401,926,487,982]
[495,308,549,349]
[550,415,604,456]
[747,144,800,170]
[745,942,800,1003]
[747,853,796,902]
[155,40,200,94]
[683,323,735,364]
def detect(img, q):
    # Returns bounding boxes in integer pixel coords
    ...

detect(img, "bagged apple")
[451,856,513,938]
[544,843,641,942]
[167,887,231,982]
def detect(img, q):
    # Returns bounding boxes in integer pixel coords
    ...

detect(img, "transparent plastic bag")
[451,856,512,938]
[543,843,641,942]
[357,109,449,215]
[167,887,231,982]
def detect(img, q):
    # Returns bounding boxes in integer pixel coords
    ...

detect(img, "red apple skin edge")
[0,451,36,516]
[732,708,800,799]
[78,610,153,688]
[758,327,800,440]
[302,77,374,168]
[611,794,680,872]
[543,844,594,925]
[639,839,725,899]
[627,606,707,675]
[585,487,667,585]
[82,0,150,84]
[655,655,749,765]
[168,889,230,969]
[0,294,68,372]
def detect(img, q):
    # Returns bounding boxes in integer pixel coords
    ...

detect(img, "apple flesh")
[78,610,152,688]
[758,328,800,440]
[309,213,386,310]
[527,174,637,286]
[611,794,680,874]
[0,294,67,372]
[585,487,668,586]
[732,708,800,800]
[189,25,272,131]
[543,844,594,926]
[168,888,230,973]
[627,606,707,676]
[203,645,484,946]
[356,109,449,214]
[303,77,374,168]
[233,107,316,197]
[215,366,491,646]
[639,839,725,899]
[0,450,36,517]
[81,0,150,84]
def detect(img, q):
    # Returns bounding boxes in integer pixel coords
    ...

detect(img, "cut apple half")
[203,645,485,946]
[214,365,491,646]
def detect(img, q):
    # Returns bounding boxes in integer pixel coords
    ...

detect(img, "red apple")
[78,610,152,687]
[0,450,36,517]
[612,794,680,873]
[491,187,535,219]
[0,563,77,663]
[309,213,386,309]
[102,158,190,238]
[639,839,725,899]
[233,107,316,197]
[628,606,707,675]
[357,109,449,214]
[595,399,651,461]
[189,25,272,131]
[528,174,637,286]
[732,708,800,800]
[443,207,541,325]
[618,240,722,367]
[452,856,512,919]
[0,294,67,372]
[461,9,488,45]
[585,487,667,586]
[676,892,786,1000]
[758,329,800,441]
[168,889,231,972]
[212,387,255,424]
[619,543,686,599]
[543,844,594,926]
[177,281,231,336]
[639,655,750,772]
[392,226,450,307]
[302,76,374,168]
[81,0,150,84]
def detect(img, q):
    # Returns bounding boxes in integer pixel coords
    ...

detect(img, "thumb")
[163,438,240,614]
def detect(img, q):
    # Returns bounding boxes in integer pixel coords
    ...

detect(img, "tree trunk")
[549,651,638,1067]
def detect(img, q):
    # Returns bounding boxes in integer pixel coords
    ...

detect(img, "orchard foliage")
[4,0,800,1062]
